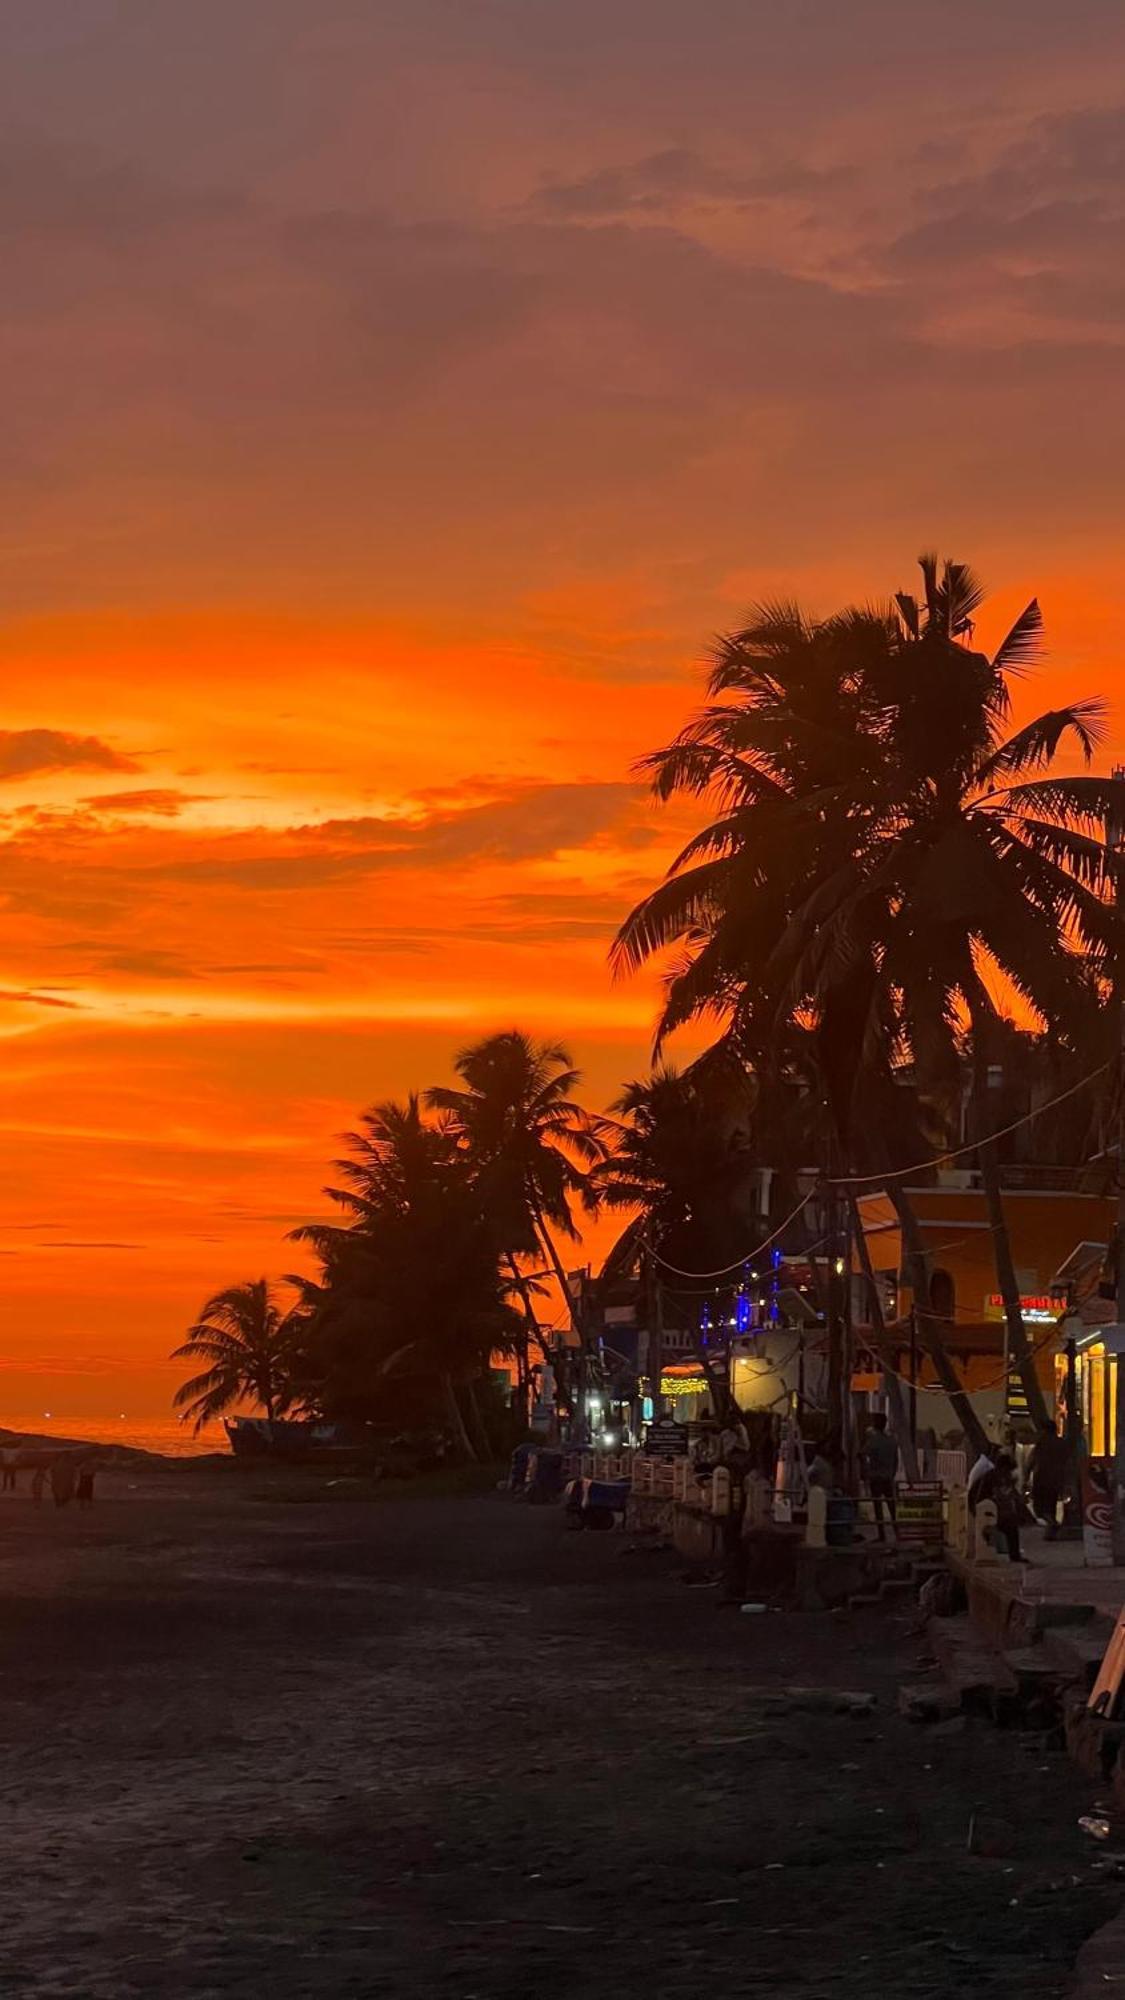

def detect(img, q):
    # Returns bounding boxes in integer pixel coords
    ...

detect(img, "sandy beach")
[0,1467,1113,1997]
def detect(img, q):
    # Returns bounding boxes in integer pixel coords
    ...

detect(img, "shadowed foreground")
[0,1478,1113,1996]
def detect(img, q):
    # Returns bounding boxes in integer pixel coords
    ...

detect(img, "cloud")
[0,730,137,780]
[0,987,85,1011]
[156,780,648,890]
[80,788,204,817]
[44,1241,144,1251]
[882,105,1125,338]
[530,148,831,218]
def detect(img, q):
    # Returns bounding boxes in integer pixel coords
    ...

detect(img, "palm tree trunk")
[848,1194,919,1483]
[646,1250,665,1418]
[463,1377,493,1460]
[889,1183,990,1460]
[442,1373,478,1461]
[505,1253,539,1430]
[534,1212,591,1441]
[965,988,1050,1430]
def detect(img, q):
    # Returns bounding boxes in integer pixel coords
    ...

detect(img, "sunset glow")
[4,2,1125,1426]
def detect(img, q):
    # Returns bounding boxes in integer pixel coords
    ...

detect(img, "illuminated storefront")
[1057,1335,1116,1458]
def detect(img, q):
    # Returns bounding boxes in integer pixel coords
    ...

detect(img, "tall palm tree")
[172,1278,301,1432]
[614,557,1119,1435]
[593,1059,756,1272]
[291,1096,520,1457]
[592,1059,756,1417]
[427,1030,604,1353]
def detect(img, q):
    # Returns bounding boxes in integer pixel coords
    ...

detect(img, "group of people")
[0,1448,97,1508]
[965,1421,1069,1563]
[852,1413,1068,1562]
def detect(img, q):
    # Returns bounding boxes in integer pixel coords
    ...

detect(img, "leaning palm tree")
[427,1030,604,1333]
[615,557,1120,1435]
[172,1277,301,1432]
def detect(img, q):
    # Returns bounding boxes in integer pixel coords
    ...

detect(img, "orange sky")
[3,2,1125,1427]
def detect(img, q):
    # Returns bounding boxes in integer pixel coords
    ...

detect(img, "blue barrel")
[826,1496,858,1546]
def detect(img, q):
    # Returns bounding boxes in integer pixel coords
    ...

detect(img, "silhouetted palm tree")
[427,1030,604,1338]
[615,556,1119,1431]
[172,1278,301,1432]
[291,1095,520,1457]
[593,1059,755,1273]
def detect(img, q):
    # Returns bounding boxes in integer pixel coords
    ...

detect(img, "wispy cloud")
[0,730,136,780]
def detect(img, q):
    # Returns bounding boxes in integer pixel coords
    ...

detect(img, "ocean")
[1,1416,226,1458]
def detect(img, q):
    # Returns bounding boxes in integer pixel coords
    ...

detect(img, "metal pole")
[824,1178,842,1469]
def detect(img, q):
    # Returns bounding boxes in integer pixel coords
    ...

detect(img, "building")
[858,1170,1114,1437]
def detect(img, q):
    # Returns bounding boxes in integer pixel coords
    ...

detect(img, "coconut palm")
[427,1030,604,1334]
[593,1059,756,1274]
[290,1095,521,1457]
[172,1277,301,1432]
[614,557,1120,1432]
[591,1059,758,1417]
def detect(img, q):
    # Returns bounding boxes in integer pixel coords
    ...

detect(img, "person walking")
[861,1412,899,1542]
[0,1447,18,1493]
[1026,1419,1066,1538]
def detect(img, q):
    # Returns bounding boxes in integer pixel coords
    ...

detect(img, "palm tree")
[614,557,1119,1436]
[172,1278,301,1432]
[595,1057,753,1248]
[291,1096,521,1458]
[427,1032,604,1418]
[592,1059,756,1417]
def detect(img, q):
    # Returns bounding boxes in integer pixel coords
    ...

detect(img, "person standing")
[1026,1420,1066,1538]
[976,1451,1026,1562]
[76,1465,95,1508]
[967,1445,996,1512]
[861,1412,899,1542]
[50,1457,76,1508]
[0,1447,17,1493]
[30,1468,45,1506]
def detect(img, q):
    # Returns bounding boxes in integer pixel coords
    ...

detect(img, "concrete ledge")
[624,1493,674,1537]
[671,1501,724,1564]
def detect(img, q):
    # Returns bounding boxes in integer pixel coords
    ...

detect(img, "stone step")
[1002,1646,1067,1684]
[1041,1620,1115,1692]
[928,1614,1019,1702]
[898,1678,961,1723]
[911,1560,947,1586]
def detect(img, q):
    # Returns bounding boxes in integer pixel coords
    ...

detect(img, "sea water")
[0,1416,226,1458]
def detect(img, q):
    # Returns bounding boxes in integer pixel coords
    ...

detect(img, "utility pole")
[644,1244,665,1420]
[823,1175,843,1475]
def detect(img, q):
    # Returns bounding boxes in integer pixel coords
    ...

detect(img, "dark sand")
[0,1466,1113,1997]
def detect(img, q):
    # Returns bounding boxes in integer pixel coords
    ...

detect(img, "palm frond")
[991,598,1043,675]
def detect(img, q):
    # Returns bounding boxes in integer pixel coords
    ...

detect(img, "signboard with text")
[983,1293,1063,1324]
[895,1483,944,1546]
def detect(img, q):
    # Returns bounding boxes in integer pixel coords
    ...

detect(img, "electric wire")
[827,1061,1112,1187]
